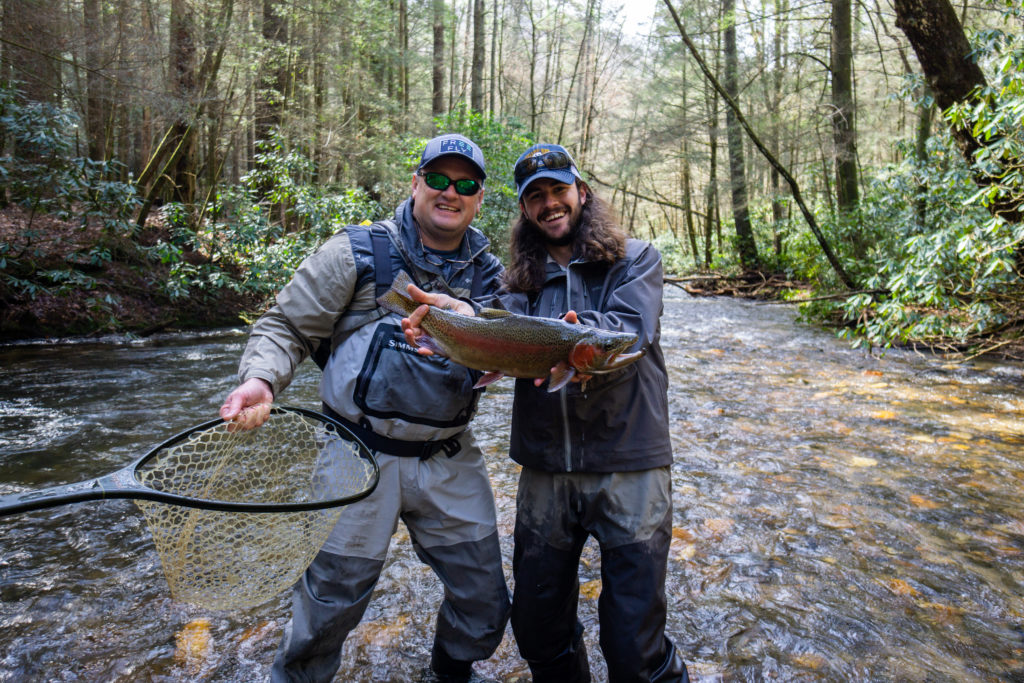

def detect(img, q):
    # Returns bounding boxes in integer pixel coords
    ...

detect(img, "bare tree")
[662,0,857,288]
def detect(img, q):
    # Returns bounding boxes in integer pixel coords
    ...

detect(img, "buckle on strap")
[418,436,462,460]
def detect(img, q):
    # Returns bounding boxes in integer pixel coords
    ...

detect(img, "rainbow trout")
[377,271,645,392]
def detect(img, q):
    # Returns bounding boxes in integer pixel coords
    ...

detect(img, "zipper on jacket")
[561,264,574,471]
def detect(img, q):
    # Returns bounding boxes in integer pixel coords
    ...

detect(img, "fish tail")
[376,270,416,316]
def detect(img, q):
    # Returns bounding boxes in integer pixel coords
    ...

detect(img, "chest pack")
[312,219,489,458]
[311,220,484,370]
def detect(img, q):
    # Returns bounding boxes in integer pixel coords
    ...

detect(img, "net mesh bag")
[134,410,375,610]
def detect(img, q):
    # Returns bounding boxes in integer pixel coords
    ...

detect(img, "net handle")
[0,406,379,516]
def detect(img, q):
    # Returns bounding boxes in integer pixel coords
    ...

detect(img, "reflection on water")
[2,294,1024,681]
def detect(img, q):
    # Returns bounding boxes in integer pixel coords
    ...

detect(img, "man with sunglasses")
[219,133,509,682]
[402,143,688,682]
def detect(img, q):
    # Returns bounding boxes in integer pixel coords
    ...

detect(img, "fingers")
[227,402,272,432]
[220,378,274,431]
[401,306,435,355]
[563,310,579,324]
[532,362,591,388]
[407,303,429,328]
[406,283,473,317]
[406,283,438,305]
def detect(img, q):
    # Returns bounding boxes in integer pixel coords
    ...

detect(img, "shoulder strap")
[311,219,399,371]
[370,224,394,299]
[470,259,483,298]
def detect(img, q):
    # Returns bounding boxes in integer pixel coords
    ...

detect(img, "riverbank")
[4,206,1024,362]
[0,206,263,342]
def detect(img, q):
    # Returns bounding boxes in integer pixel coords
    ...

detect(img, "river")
[2,291,1024,681]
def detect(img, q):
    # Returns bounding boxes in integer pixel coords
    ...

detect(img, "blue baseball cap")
[514,143,584,199]
[418,133,486,179]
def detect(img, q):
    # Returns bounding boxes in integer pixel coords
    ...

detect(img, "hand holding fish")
[400,283,591,388]
[381,271,644,392]
[400,282,474,354]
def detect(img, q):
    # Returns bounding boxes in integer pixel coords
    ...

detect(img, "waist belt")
[323,405,462,460]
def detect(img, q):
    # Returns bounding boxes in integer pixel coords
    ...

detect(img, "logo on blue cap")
[440,139,472,155]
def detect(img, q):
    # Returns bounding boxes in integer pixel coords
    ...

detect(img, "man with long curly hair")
[403,143,688,682]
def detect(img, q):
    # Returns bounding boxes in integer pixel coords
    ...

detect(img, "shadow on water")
[2,292,1024,681]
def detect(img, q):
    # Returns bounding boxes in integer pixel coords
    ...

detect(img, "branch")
[660,0,858,289]
[763,288,891,304]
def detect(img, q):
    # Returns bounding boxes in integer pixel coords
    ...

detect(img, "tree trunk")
[167,0,197,206]
[256,0,288,143]
[914,94,934,226]
[83,0,110,161]
[432,0,445,120]
[894,0,1020,223]
[682,140,700,269]
[471,0,485,111]
[769,0,788,260]
[831,0,859,213]
[722,0,759,269]
[1,0,61,105]
[489,0,499,114]
[400,0,409,123]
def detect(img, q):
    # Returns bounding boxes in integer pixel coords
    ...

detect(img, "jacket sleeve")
[576,240,664,352]
[237,231,359,396]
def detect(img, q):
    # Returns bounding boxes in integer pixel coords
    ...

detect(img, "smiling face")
[519,177,588,246]
[411,156,485,251]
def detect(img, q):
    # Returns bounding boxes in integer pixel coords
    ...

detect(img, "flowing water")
[2,291,1024,682]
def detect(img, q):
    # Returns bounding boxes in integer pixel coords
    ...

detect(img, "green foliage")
[798,23,1024,352]
[0,82,141,302]
[148,134,383,301]
[651,232,693,277]
[138,115,533,305]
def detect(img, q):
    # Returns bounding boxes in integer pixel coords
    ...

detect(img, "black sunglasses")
[514,150,576,185]
[418,170,482,196]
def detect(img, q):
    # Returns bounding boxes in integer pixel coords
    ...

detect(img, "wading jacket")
[237,198,504,447]
[498,238,673,473]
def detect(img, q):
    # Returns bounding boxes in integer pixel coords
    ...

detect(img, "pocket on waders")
[354,323,479,428]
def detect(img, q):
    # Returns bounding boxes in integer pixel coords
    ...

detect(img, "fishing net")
[133,409,376,610]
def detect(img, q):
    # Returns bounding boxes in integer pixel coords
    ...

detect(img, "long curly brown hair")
[502,183,627,294]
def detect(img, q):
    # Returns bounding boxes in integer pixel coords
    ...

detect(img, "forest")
[0,0,1022,357]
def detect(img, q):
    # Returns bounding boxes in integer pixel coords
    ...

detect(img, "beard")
[546,224,577,246]
[536,208,582,247]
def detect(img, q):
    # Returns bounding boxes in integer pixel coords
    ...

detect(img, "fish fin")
[477,307,514,319]
[415,334,446,357]
[547,362,576,392]
[473,371,505,388]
